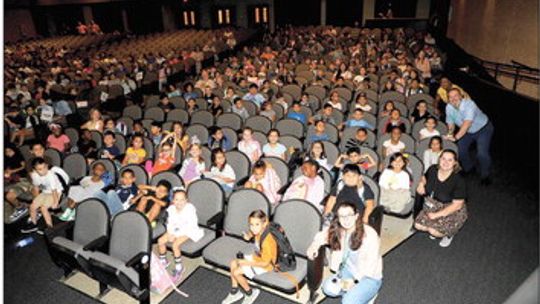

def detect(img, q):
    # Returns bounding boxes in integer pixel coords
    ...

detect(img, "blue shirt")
[345,119,374,130]
[445,98,489,133]
[243,93,266,108]
[287,112,307,125]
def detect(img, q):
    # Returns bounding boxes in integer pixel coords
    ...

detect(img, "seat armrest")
[277,182,292,195]
[236,176,249,187]
[125,252,149,268]
[368,205,384,236]
[83,235,109,251]
[70,177,84,186]
[206,212,224,227]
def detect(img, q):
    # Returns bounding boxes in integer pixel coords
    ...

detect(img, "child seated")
[179,143,206,186]
[122,134,147,165]
[419,117,441,140]
[283,160,325,211]
[423,136,443,172]
[135,180,172,225]
[343,109,374,130]
[157,190,204,279]
[206,148,236,193]
[245,160,282,205]
[60,163,106,221]
[379,153,412,214]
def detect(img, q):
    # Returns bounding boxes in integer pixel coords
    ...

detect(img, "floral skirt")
[415,199,468,237]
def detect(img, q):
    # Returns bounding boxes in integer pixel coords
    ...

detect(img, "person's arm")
[306,226,330,259]
[238,236,276,269]
[151,196,169,208]
[323,195,336,215]
[363,199,374,223]
[51,189,60,209]
[361,153,376,169]
[453,120,472,141]
[8,161,26,175]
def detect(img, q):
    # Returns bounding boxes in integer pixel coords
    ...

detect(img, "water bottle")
[15,236,35,249]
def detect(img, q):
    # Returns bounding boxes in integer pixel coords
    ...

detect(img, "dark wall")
[375,0,417,18]
[92,2,124,33]
[327,0,363,26]
[126,1,164,34]
[274,0,320,26]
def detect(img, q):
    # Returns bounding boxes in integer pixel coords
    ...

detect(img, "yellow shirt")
[253,233,278,271]
[437,84,468,103]
[125,147,146,164]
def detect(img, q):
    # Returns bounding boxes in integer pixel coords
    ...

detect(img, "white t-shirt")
[378,169,410,190]
[383,140,405,157]
[355,103,372,113]
[166,203,204,241]
[419,128,440,140]
[209,164,236,188]
[423,150,441,172]
[238,139,261,163]
[262,143,287,159]
[30,167,69,194]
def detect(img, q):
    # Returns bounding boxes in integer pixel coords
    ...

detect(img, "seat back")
[65,127,80,145]
[144,107,165,122]
[224,189,271,237]
[221,127,238,148]
[45,148,63,167]
[261,157,289,186]
[275,119,304,139]
[321,141,340,166]
[279,135,303,153]
[91,131,103,149]
[123,105,142,120]
[380,90,405,103]
[187,179,225,226]
[119,164,148,185]
[166,109,190,124]
[91,159,117,181]
[245,115,272,134]
[186,124,209,144]
[252,131,268,147]
[190,110,214,127]
[225,150,251,184]
[273,200,322,257]
[63,153,88,181]
[74,199,110,245]
[363,175,380,204]
[216,113,243,131]
[109,211,151,263]
[150,171,184,189]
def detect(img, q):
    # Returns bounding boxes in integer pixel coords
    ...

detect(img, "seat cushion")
[202,236,254,269]
[253,257,307,293]
[89,251,139,287]
[52,236,95,260]
[168,227,216,256]
[152,223,166,240]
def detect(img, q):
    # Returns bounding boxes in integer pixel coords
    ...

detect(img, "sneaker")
[59,208,73,221]
[240,288,260,304]
[66,209,77,222]
[221,291,244,304]
[439,236,454,247]
[21,223,39,234]
[27,213,42,224]
[171,266,184,283]
[9,208,28,223]
[160,258,170,268]
[429,235,436,240]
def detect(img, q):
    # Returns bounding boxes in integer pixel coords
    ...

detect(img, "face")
[242,129,252,140]
[104,135,115,146]
[155,185,169,199]
[441,78,451,89]
[417,102,427,113]
[312,143,323,156]
[106,120,115,129]
[390,110,400,120]
[356,130,367,141]
[174,124,183,134]
[253,167,265,180]
[391,156,406,170]
[53,128,62,136]
[93,164,105,176]
[342,170,360,186]
[173,191,187,208]
[425,118,436,129]
[315,121,325,132]
[301,163,317,178]
[249,217,266,236]
[268,131,278,143]
[448,90,461,107]
[214,130,223,140]
[132,137,143,148]
[430,139,442,151]
[91,110,101,120]
[391,128,402,141]
[439,152,457,171]
[34,163,49,176]
[32,145,45,157]
[323,107,333,115]
[161,144,173,156]
[353,111,363,120]
[151,126,161,135]
[190,145,201,157]
[121,172,135,185]
[337,206,358,230]
[6,148,14,157]
[385,102,394,111]
[161,97,169,104]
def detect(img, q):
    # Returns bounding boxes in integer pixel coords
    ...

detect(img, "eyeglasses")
[338,214,356,220]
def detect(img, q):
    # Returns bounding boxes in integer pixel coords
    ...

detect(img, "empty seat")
[225,150,251,186]
[166,109,190,124]
[186,124,209,144]
[63,153,88,181]
[190,110,214,127]
[245,115,272,134]
[123,105,143,121]
[45,148,63,167]
[144,107,165,122]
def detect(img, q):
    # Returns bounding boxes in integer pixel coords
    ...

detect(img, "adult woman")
[414,149,468,247]
[81,108,104,133]
[307,202,382,304]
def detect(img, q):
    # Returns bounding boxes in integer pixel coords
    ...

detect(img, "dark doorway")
[327,0,363,26]
[126,1,163,34]
[92,2,123,34]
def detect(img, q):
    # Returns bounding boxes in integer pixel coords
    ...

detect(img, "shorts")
[241,255,269,279]
[33,193,55,208]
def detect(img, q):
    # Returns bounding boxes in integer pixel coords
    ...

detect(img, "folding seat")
[202,189,271,269]
[47,199,110,277]
[252,131,268,147]
[216,112,244,131]
[334,87,352,101]
[19,144,33,162]
[380,90,406,104]
[329,110,344,126]
[354,89,378,102]
[411,119,449,141]
[252,199,322,294]
[272,103,285,120]
[144,95,160,109]
[142,137,154,160]
[279,135,304,158]
[243,100,258,117]
[112,133,127,154]
[415,138,459,158]
[119,164,148,186]
[65,127,80,145]
[143,107,165,122]
[305,85,327,102]
[200,146,212,170]
[281,84,302,100]
[87,211,152,304]
[150,171,184,189]
[169,96,186,109]
[91,131,103,149]
[166,109,190,124]
[377,132,416,156]
[320,141,340,166]
[245,115,272,134]
[222,127,238,148]
[376,116,412,136]
[308,95,321,112]
[190,110,214,127]
[348,99,378,115]
[260,157,289,189]
[195,98,208,110]
[275,119,305,139]
[63,153,88,182]
[186,124,209,144]
[45,148,63,167]
[225,150,251,186]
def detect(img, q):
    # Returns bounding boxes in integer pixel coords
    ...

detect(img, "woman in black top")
[414,149,468,247]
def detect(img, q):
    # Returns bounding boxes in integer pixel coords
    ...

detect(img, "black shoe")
[21,223,39,234]
[480,177,492,186]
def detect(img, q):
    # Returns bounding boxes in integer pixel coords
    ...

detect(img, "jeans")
[93,190,125,217]
[322,267,382,304]
[457,121,494,178]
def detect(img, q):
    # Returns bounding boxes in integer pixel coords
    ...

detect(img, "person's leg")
[171,236,189,274]
[222,259,245,303]
[342,277,382,304]
[41,205,53,228]
[104,190,125,216]
[146,204,162,223]
[29,198,41,224]
[157,233,171,266]
[475,122,494,179]
[232,265,251,292]
[321,274,344,298]
[427,227,445,238]
[6,190,22,209]
[414,222,429,232]
[412,195,425,220]
[136,199,148,213]
[457,133,475,173]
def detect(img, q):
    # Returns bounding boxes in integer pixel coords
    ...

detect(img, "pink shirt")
[47,134,70,152]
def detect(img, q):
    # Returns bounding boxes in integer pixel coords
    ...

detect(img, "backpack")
[259,222,296,272]
[150,252,189,297]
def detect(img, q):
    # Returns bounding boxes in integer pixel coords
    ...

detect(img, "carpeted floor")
[5,162,537,304]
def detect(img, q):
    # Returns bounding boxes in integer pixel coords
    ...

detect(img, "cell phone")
[236,252,245,259]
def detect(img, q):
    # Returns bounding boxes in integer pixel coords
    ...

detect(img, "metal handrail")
[473,57,539,91]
